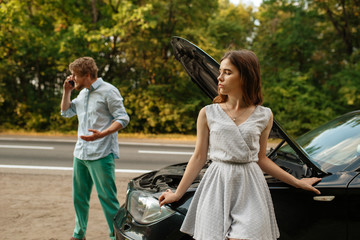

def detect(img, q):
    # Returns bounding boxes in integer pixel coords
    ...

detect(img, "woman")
[159,50,321,240]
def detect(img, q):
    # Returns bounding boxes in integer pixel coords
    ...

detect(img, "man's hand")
[80,129,103,141]
[81,122,122,142]
[61,75,75,112]
[63,75,75,91]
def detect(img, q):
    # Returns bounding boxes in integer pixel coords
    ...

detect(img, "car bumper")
[114,205,192,240]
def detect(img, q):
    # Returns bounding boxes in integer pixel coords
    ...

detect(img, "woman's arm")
[257,113,322,194]
[159,107,210,206]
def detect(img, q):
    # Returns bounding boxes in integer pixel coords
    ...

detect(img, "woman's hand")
[159,189,181,207]
[297,177,322,194]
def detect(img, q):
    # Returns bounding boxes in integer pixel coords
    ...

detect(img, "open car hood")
[170,36,326,176]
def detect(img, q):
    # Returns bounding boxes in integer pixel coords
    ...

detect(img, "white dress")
[180,104,280,240]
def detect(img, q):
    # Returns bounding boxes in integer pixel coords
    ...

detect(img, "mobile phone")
[69,80,74,87]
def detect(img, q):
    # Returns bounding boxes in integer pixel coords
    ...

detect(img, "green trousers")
[72,154,119,240]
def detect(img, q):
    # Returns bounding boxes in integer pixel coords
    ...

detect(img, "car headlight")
[127,191,175,224]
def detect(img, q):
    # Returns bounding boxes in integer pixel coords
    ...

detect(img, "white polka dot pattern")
[180,104,280,240]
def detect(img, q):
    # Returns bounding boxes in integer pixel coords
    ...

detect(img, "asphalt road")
[0,136,195,172]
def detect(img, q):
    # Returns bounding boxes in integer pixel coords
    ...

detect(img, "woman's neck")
[226,96,247,110]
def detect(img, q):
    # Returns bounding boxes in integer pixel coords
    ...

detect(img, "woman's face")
[217,58,242,96]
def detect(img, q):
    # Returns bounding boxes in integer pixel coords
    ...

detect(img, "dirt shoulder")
[0,132,195,239]
[0,168,138,240]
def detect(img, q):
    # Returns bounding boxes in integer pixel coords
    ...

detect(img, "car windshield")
[279,111,360,173]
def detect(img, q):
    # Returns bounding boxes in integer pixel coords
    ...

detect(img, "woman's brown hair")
[213,50,263,106]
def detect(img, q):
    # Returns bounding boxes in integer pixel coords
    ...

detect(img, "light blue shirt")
[61,78,130,160]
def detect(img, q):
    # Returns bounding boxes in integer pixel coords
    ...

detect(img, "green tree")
[2,0,358,137]
[310,0,360,113]
[0,0,63,130]
[253,0,347,136]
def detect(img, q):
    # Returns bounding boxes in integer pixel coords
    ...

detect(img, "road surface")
[0,136,195,172]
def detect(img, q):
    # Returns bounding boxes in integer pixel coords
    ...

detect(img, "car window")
[280,112,360,172]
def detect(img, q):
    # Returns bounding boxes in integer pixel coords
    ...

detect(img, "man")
[61,57,130,240]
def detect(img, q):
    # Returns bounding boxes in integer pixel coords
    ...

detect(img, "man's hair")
[213,50,263,106]
[69,57,98,79]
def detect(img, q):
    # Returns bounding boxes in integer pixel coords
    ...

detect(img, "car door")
[268,172,358,240]
[345,172,360,240]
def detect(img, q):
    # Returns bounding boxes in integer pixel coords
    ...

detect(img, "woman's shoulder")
[203,103,220,121]
[257,105,272,114]
[255,105,273,122]
[205,103,219,108]
[204,103,220,111]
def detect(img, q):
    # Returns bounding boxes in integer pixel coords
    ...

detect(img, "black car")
[114,37,360,240]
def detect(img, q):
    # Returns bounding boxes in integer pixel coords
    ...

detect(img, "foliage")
[253,0,359,135]
[0,0,359,137]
